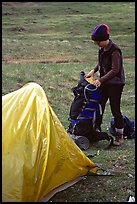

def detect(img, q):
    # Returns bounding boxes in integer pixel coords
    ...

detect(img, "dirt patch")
[123,56,135,61]
[2,56,81,64]
[2,2,34,7]
[2,59,81,64]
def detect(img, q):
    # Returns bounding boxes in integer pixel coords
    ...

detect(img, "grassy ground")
[2,2,135,202]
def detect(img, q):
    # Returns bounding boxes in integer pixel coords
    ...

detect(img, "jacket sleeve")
[94,63,99,73]
[99,50,121,84]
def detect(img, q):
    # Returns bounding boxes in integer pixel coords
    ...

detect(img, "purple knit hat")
[91,24,110,41]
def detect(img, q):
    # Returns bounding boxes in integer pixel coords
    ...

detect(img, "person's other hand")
[93,79,101,87]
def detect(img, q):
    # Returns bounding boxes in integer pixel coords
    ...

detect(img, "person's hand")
[93,79,101,87]
[84,70,94,78]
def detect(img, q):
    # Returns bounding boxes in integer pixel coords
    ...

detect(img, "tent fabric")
[2,82,96,202]
[41,176,84,202]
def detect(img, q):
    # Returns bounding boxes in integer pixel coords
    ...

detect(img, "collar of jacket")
[104,39,113,52]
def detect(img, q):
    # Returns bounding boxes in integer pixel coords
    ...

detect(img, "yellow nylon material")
[86,77,94,84]
[2,82,96,202]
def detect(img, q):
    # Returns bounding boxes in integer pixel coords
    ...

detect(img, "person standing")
[85,24,125,146]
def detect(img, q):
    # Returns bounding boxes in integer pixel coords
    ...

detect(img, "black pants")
[95,84,124,130]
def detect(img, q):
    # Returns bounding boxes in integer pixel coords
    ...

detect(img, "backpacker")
[67,71,113,149]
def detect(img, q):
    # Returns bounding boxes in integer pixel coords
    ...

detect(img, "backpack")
[109,115,135,139]
[69,71,101,122]
[67,71,113,146]
[68,71,101,131]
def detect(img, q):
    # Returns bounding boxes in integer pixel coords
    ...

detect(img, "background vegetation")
[2,2,135,202]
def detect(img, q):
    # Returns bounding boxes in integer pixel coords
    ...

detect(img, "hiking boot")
[113,133,123,146]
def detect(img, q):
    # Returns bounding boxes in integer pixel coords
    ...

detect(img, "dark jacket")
[94,39,125,85]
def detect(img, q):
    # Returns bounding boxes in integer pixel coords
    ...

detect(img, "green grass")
[2,2,135,202]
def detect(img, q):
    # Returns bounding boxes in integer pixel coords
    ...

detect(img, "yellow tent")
[2,82,96,202]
